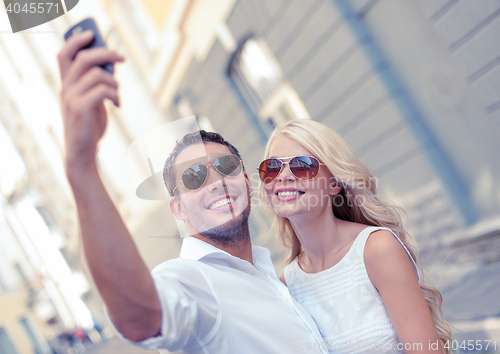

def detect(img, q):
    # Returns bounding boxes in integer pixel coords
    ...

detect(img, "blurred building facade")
[0,193,52,354]
[0,0,499,352]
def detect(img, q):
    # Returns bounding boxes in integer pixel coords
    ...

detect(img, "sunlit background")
[0,0,499,353]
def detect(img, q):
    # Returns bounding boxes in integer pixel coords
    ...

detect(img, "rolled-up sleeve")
[106,259,219,351]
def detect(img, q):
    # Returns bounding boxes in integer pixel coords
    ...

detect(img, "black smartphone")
[64,18,114,74]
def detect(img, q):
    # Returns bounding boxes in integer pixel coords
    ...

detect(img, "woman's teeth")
[277,191,301,197]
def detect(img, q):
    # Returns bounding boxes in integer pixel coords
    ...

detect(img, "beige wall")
[0,290,32,354]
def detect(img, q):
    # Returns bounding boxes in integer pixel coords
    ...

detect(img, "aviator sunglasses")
[258,156,326,183]
[171,154,243,194]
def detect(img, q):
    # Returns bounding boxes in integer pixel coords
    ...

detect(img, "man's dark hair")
[163,130,244,196]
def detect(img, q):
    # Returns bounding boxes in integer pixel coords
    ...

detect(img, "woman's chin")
[272,205,303,219]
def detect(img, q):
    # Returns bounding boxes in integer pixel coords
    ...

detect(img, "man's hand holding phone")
[58,23,124,177]
[56,22,162,341]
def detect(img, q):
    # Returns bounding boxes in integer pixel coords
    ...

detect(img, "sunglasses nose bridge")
[206,163,226,185]
[277,160,296,181]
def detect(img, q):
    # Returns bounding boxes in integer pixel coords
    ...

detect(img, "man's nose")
[206,164,225,185]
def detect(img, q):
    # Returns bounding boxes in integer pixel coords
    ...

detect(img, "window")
[19,318,46,354]
[111,0,160,70]
[0,271,6,292]
[228,35,310,136]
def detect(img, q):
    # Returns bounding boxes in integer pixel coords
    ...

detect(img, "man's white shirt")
[109,237,327,353]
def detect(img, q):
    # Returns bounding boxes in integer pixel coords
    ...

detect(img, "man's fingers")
[82,84,120,109]
[63,48,124,88]
[71,67,118,97]
[63,82,120,122]
[58,30,94,79]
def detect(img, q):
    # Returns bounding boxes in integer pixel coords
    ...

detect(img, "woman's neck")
[289,209,362,273]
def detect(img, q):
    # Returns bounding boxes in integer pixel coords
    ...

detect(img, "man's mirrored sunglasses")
[172,154,243,194]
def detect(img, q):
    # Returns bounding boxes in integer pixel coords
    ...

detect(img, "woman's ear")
[170,196,188,220]
[329,178,342,196]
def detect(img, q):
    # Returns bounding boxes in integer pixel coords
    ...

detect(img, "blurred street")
[82,337,158,354]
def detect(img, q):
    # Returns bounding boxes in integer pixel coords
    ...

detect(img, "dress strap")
[358,226,420,282]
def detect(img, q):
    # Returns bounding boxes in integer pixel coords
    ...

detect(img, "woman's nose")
[277,162,295,181]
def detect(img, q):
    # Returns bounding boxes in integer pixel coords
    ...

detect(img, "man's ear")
[244,172,254,198]
[170,196,188,220]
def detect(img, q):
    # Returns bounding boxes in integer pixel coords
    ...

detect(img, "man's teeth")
[209,198,233,210]
[278,191,302,197]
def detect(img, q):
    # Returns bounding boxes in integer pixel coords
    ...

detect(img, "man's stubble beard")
[199,200,251,248]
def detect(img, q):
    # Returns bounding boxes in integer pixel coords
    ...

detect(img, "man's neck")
[193,233,254,265]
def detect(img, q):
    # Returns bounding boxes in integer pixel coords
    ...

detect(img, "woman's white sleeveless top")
[284,226,420,353]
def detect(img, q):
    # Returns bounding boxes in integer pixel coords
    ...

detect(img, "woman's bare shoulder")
[364,230,417,288]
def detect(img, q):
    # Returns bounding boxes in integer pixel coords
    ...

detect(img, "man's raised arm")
[58,30,161,342]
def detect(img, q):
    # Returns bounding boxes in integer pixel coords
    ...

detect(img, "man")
[58,30,326,353]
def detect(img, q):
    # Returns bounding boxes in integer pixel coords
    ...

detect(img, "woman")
[258,119,451,353]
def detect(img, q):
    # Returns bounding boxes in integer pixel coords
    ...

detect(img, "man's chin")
[198,205,250,246]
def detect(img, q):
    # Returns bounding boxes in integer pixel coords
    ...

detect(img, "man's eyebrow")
[171,153,233,172]
[170,157,209,174]
[174,156,209,166]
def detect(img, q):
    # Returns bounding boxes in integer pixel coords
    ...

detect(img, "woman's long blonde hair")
[260,119,451,347]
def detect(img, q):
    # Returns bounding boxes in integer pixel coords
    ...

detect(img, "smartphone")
[64,18,114,74]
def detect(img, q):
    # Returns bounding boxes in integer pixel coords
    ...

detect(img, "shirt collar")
[179,236,227,260]
[179,237,275,274]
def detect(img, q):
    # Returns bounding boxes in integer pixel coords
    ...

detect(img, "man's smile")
[208,195,237,210]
